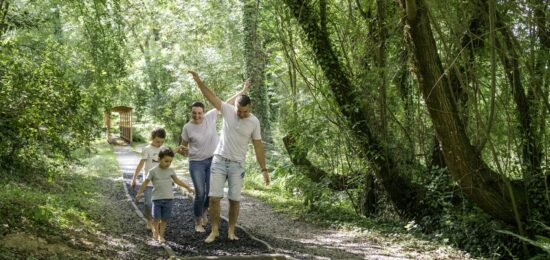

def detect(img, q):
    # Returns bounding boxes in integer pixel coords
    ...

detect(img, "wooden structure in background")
[104,106,133,144]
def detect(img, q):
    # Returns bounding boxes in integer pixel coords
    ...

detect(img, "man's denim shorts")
[209,155,245,201]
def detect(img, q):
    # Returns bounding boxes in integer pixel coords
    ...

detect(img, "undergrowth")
[0,142,120,258]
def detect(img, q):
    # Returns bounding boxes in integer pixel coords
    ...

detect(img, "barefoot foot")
[195,225,205,233]
[204,232,219,243]
[228,233,239,241]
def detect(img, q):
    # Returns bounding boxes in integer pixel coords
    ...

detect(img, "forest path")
[114,144,469,259]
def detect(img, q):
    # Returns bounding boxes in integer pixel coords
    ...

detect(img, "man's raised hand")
[242,78,251,94]
[188,70,201,82]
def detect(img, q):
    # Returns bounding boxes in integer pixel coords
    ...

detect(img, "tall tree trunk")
[398,0,526,225]
[474,0,545,220]
[283,0,427,219]
[494,16,542,180]
[376,0,388,147]
[0,0,9,35]
[243,0,272,143]
[525,0,549,217]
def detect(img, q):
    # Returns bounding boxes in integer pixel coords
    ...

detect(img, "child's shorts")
[144,186,153,208]
[152,199,174,221]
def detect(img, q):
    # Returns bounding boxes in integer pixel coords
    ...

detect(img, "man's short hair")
[158,147,175,159]
[236,95,251,107]
[191,101,205,110]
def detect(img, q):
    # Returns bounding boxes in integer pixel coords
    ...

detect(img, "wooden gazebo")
[104,106,133,144]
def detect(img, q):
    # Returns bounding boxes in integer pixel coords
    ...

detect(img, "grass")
[0,141,126,259]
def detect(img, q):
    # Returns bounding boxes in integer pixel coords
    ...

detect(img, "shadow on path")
[113,145,284,258]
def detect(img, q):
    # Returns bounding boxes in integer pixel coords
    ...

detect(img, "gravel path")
[114,145,472,259]
[114,145,280,259]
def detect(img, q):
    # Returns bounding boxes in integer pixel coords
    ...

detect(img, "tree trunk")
[283,0,427,219]
[475,0,545,220]
[398,0,526,225]
[0,0,9,35]
[243,0,272,143]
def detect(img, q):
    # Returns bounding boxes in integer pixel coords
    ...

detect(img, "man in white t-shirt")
[188,71,270,243]
[178,84,251,233]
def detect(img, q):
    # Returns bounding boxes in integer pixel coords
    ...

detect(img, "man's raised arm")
[188,71,222,111]
[226,79,251,105]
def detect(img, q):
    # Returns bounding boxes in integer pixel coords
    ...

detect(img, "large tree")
[282,0,428,219]
[243,0,272,143]
[282,0,550,229]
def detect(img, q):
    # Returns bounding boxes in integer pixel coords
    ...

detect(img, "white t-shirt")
[214,102,262,162]
[181,109,219,161]
[141,144,161,187]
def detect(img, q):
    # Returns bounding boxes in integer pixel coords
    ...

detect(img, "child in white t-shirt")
[131,127,166,230]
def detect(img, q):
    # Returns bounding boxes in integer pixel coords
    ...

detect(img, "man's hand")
[188,70,201,83]
[262,170,270,186]
[135,193,141,202]
[242,78,251,94]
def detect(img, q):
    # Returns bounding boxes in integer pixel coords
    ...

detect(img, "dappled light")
[1,0,549,258]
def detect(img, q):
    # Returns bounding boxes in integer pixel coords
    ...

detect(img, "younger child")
[135,147,194,243]
[131,127,166,230]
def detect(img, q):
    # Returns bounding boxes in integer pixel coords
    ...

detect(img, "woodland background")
[0,0,549,258]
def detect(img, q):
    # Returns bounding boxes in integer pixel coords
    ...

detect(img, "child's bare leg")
[228,200,240,240]
[152,219,160,241]
[145,207,152,230]
[159,220,167,243]
[205,197,221,243]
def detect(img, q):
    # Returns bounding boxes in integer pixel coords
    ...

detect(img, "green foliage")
[131,126,147,143]
[0,143,118,239]
[1,0,547,258]
[498,228,550,256]
[120,0,247,137]
[416,167,523,257]
[0,0,127,176]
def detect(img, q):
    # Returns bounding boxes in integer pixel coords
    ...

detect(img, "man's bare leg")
[228,199,240,240]
[201,209,209,226]
[205,197,221,243]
